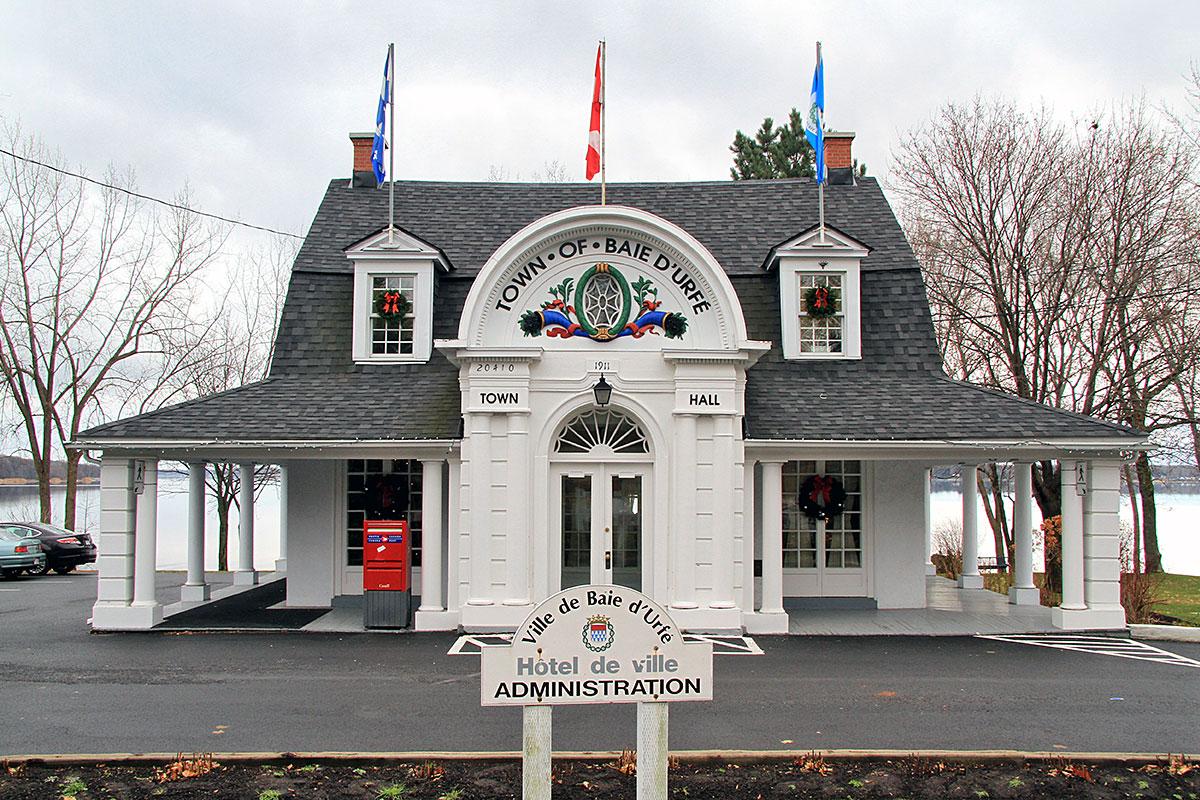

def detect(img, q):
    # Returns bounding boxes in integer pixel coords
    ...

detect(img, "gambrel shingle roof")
[78,177,1142,446]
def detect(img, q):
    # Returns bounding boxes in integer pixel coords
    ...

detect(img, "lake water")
[0,474,280,571]
[1,479,1196,575]
[929,491,1199,575]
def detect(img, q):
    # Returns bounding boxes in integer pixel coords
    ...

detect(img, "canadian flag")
[586,43,602,180]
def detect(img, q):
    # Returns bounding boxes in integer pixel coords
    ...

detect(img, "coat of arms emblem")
[582,614,615,652]
[519,263,688,342]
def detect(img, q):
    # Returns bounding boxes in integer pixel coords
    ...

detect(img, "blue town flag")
[804,44,825,185]
[371,47,392,185]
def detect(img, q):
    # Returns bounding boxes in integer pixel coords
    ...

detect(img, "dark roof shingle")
[78,177,1141,446]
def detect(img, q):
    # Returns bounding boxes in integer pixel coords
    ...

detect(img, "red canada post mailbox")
[362,519,411,628]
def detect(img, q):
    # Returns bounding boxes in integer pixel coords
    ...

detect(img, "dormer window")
[771,226,869,361]
[370,274,417,355]
[346,228,449,363]
[796,271,844,354]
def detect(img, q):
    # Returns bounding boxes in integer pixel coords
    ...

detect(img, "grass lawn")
[1155,573,1200,626]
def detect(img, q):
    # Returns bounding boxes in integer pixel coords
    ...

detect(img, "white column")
[419,459,445,612]
[1009,462,1039,605]
[467,412,494,605]
[923,468,936,576]
[1053,460,1088,627]
[670,413,698,609]
[275,464,288,573]
[759,460,785,616]
[129,460,162,627]
[234,462,259,586]
[958,464,983,588]
[710,414,736,609]
[91,456,138,630]
[182,461,210,602]
[1082,460,1126,628]
[446,457,461,612]
[504,413,530,606]
[741,459,756,614]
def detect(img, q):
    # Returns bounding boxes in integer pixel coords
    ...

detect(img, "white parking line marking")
[977,633,1200,669]
[448,633,762,656]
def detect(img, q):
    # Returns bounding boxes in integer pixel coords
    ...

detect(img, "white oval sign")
[480,585,713,706]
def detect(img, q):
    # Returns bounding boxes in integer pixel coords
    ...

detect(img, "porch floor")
[786,576,1058,635]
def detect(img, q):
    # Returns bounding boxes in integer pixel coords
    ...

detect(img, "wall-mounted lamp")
[592,375,613,407]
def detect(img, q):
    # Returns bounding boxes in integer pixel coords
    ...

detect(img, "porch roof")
[72,368,1142,458]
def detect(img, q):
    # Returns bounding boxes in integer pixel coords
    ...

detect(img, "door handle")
[605,550,612,569]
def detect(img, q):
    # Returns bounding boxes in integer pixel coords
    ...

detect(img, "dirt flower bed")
[1,754,1198,799]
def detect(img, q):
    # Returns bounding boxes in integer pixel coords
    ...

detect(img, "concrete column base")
[274,558,287,573]
[234,570,260,586]
[1008,586,1041,605]
[414,609,460,631]
[1059,605,1126,630]
[91,601,162,630]
[1051,605,1125,630]
[958,574,984,589]
[743,610,789,634]
[925,562,937,576]
[669,605,743,634]
[180,583,211,603]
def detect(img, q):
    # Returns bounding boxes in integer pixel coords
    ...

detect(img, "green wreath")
[374,289,410,319]
[804,285,838,318]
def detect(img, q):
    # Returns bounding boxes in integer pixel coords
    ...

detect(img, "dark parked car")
[0,526,46,578]
[1,523,97,575]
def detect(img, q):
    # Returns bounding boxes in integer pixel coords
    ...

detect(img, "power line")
[0,147,305,240]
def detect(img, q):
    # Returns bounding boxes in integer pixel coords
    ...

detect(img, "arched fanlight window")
[554,409,649,455]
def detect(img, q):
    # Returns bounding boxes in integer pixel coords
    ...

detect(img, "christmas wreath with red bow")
[374,289,410,319]
[804,285,838,318]
[800,474,847,521]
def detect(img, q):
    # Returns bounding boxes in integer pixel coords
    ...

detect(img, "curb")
[1130,624,1200,643]
[3,749,1197,768]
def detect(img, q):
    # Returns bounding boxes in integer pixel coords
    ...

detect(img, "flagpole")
[388,42,396,243]
[816,41,825,244]
[600,39,607,206]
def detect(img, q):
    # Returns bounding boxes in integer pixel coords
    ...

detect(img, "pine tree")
[729,109,814,179]
[730,108,867,179]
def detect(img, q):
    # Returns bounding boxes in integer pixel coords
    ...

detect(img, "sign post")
[482,585,713,800]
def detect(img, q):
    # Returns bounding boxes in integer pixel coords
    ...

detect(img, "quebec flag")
[371,47,392,185]
[804,46,825,185]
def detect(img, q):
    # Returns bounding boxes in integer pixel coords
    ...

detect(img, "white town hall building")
[74,133,1143,634]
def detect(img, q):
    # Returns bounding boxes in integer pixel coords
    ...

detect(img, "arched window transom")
[554,409,649,455]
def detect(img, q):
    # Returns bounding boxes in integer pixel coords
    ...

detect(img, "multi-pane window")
[782,459,863,569]
[346,459,423,568]
[797,272,844,354]
[370,274,416,356]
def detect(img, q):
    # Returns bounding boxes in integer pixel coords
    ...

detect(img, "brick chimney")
[824,131,856,185]
[350,132,378,188]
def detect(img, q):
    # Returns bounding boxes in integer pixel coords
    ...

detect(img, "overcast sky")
[1,1,1197,240]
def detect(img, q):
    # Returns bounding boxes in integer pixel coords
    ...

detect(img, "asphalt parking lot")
[1,571,1198,756]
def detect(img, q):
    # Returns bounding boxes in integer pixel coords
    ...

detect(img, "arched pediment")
[456,206,750,350]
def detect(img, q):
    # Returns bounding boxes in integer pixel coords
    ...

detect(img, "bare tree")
[1080,102,1200,571]
[894,98,1086,520]
[895,97,1200,572]
[0,122,225,528]
[151,237,294,568]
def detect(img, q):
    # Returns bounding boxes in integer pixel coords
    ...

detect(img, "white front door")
[554,465,649,591]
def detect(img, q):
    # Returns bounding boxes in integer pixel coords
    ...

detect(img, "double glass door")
[556,466,646,590]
